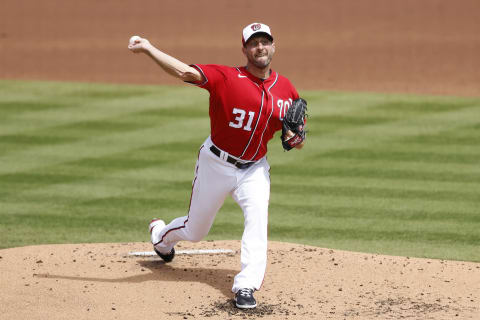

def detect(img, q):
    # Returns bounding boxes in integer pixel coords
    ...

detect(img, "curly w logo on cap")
[251,24,261,31]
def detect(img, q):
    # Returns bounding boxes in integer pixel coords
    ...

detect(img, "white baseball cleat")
[149,218,165,244]
[149,218,175,263]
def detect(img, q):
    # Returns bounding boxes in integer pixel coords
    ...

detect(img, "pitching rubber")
[128,248,235,256]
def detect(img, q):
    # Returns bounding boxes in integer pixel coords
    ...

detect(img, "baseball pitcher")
[128,22,307,309]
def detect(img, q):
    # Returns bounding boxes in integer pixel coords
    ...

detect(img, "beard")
[248,53,272,69]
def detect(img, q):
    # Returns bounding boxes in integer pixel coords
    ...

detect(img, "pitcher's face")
[243,35,275,69]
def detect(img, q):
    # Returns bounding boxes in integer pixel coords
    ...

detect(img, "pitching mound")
[0,241,478,319]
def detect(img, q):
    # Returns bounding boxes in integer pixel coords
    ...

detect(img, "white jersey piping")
[239,90,265,159]
[250,72,278,160]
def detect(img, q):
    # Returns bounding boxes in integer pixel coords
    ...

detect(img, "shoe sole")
[235,303,257,309]
[153,247,175,263]
[234,299,257,309]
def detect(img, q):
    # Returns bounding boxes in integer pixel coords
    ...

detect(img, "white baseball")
[129,35,141,45]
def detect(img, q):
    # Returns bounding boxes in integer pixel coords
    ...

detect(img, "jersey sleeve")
[280,74,300,100]
[188,64,227,92]
[290,80,300,100]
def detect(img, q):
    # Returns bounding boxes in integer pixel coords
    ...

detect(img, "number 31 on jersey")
[229,108,255,131]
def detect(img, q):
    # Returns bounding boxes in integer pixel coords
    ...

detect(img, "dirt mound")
[0,241,478,319]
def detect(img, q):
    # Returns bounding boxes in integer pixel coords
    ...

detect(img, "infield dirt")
[1,241,479,320]
[1,0,479,96]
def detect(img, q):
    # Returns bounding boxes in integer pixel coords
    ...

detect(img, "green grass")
[1,79,479,262]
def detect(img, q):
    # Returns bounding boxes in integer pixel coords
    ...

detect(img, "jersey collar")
[238,66,276,86]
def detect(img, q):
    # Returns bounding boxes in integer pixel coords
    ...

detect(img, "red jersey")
[191,64,299,161]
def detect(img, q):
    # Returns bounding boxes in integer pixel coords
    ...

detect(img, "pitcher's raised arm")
[128,36,203,83]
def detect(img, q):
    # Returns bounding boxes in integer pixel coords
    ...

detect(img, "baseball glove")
[281,98,307,151]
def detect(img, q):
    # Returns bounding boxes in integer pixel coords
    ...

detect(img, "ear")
[241,46,247,57]
[271,42,276,54]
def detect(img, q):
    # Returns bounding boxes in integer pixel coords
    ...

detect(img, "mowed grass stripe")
[0,212,153,248]
[0,118,208,175]
[268,203,480,223]
[0,80,208,136]
[0,139,199,180]
[0,100,208,143]
[305,99,477,136]
[267,225,480,247]
[275,174,480,195]
[0,140,200,200]
[305,101,480,153]
[306,115,395,135]
[0,111,205,152]
[0,100,73,116]
[0,134,79,146]
[273,164,480,183]
[400,124,480,146]
[272,183,480,204]
[269,191,480,217]
[269,207,479,234]
[321,147,480,164]
[367,99,477,116]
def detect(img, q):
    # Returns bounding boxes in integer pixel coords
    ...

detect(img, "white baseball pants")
[152,136,270,293]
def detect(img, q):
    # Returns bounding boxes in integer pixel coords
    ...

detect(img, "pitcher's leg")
[152,146,234,253]
[232,160,270,292]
